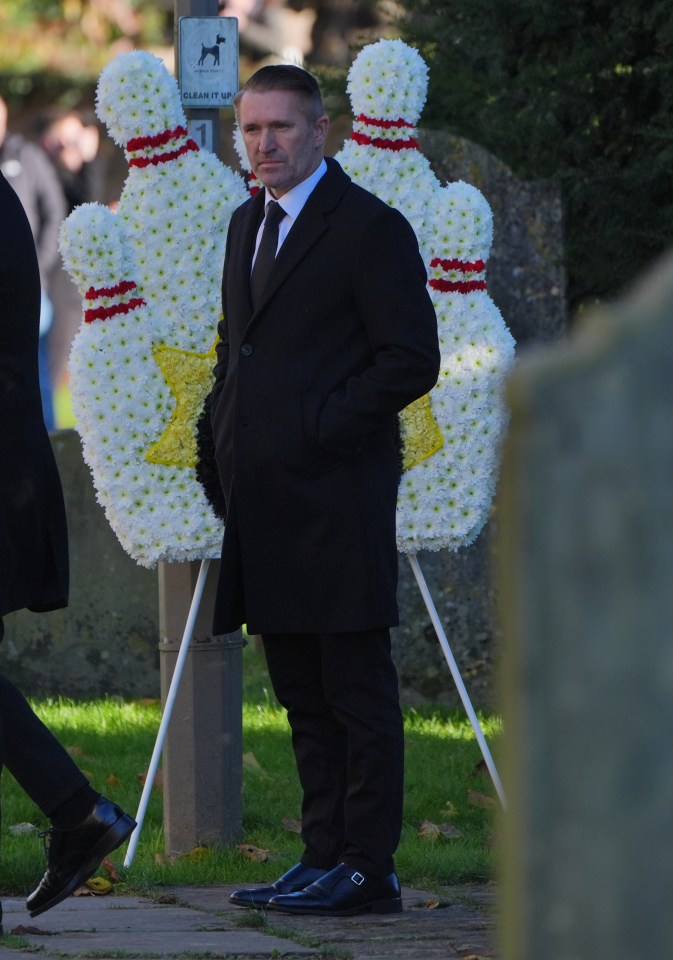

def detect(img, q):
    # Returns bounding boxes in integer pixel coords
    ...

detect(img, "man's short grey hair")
[234,64,325,122]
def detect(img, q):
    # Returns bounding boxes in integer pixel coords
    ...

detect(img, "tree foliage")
[398,0,673,308]
[0,0,173,77]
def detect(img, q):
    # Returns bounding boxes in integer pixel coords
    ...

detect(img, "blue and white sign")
[179,17,238,109]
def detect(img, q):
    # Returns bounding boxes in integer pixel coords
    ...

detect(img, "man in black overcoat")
[211,65,440,916]
[0,170,135,929]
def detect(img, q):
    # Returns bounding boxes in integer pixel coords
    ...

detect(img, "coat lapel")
[234,191,265,317]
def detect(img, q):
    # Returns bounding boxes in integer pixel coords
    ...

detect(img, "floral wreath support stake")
[408,553,506,809]
[124,558,211,868]
[124,551,505,866]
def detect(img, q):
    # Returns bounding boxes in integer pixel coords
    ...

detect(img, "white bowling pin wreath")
[334,38,516,553]
[63,51,247,566]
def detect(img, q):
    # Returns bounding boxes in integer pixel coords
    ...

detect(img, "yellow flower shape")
[399,393,443,470]
[146,340,217,468]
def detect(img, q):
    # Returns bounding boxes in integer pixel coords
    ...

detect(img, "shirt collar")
[264,158,327,222]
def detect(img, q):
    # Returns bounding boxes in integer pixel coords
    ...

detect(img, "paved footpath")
[0,882,499,959]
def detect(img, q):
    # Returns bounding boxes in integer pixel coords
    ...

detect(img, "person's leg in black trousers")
[0,657,135,920]
[262,629,405,878]
[262,632,347,871]
[0,673,95,823]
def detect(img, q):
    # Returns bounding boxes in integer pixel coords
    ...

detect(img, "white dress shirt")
[252,159,328,267]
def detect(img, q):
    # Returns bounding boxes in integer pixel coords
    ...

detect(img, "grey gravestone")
[497,250,673,958]
[419,129,567,344]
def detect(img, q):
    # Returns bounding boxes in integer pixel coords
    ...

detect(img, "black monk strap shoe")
[26,796,136,917]
[230,862,328,908]
[268,862,403,916]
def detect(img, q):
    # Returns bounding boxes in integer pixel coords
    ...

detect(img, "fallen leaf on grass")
[9,822,37,836]
[236,843,269,863]
[281,816,302,834]
[106,773,122,788]
[138,768,163,792]
[419,819,441,840]
[65,745,85,758]
[243,752,268,775]
[11,925,59,936]
[412,898,440,910]
[467,789,498,811]
[85,876,113,895]
[101,857,121,882]
[418,819,462,840]
[439,823,462,838]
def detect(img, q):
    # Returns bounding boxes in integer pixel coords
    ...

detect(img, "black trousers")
[0,672,89,818]
[262,628,404,877]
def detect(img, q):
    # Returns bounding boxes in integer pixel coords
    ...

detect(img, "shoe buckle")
[350,871,365,886]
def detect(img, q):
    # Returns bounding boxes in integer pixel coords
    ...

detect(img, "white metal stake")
[124,557,211,867]
[408,553,506,809]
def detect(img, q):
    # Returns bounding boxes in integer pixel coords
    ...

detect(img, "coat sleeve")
[317,205,440,460]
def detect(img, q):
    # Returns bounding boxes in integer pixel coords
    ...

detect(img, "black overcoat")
[0,172,68,620]
[211,158,439,635]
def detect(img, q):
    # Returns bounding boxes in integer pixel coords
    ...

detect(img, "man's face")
[238,89,328,198]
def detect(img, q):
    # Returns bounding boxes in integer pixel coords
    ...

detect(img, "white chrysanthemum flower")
[347,39,429,124]
[335,38,516,551]
[62,51,248,566]
[96,51,185,145]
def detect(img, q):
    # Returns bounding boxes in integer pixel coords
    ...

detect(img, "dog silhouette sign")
[179,17,238,109]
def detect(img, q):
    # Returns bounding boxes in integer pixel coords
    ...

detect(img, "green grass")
[0,646,501,896]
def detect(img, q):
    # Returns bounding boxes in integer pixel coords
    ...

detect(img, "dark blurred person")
[0,169,135,934]
[0,94,66,430]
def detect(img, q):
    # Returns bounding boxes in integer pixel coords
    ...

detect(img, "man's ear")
[314,114,329,148]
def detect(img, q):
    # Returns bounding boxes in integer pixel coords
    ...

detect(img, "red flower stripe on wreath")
[430,258,486,272]
[246,172,261,196]
[351,114,419,151]
[85,280,138,301]
[84,299,146,323]
[429,279,487,293]
[126,126,189,151]
[429,258,487,294]
[126,126,199,168]
[351,131,419,151]
[129,142,198,168]
[84,280,145,323]
[355,114,415,129]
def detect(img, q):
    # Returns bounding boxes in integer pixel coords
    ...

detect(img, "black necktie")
[250,200,285,309]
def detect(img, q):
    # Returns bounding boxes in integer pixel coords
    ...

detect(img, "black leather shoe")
[26,796,136,917]
[268,862,403,916]
[230,863,328,908]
